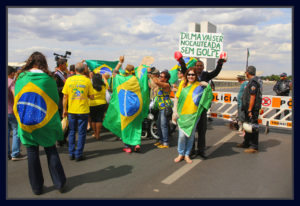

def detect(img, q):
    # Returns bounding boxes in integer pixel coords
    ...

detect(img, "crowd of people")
[8,50,291,195]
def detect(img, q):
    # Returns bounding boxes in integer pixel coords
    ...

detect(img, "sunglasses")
[187,73,196,77]
[159,75,165,78]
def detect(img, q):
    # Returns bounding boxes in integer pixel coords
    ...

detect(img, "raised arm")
[205,59,226,81]
[113,56,124,77]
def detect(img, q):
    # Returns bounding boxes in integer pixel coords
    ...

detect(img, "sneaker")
[32,188,43,195]
[69,155,75,160]
[11,154,27,161]
[154,142,161,146]
[236,143,249,148]
[198,151,208,160]
[134,145,141,152]
[157,144,169,149]
[58,183,66,193]
[244,148,258,153]
[189,150,197,159]
[123,147,132,153]
[75,156,86,162]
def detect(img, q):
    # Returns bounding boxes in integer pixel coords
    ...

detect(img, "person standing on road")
[150,70,172,149]
[89,73,109,140]
[53,58,69,147]
[108,56,150,154]
[237,73,248,136]
[173,67,213,163]
[7,66,27,161]
[62,62,95,161]
[176,55,226,159]
[237,66,262,153]
[13,51,66,195]
[273,72,292,119]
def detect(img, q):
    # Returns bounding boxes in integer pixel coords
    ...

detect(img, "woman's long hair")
[16,51,52,79]
[183,66,199,88]
[92,73,105,92]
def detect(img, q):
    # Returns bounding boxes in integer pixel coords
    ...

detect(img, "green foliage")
[259,74,291,81]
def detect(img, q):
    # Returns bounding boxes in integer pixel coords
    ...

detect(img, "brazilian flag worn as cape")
[103,73,149,146]
[169,57,197,84]
[13,72,63,147]
[177,82,213,137]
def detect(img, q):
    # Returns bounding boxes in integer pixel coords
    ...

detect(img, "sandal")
[174,155,184,163]
[184,156,193,164]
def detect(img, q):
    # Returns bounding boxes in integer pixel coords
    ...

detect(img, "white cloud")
[7,7,292,75]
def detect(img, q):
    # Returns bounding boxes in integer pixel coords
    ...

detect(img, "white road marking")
[161,131,236,185]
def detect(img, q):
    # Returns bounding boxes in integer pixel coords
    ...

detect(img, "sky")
[7,7,292,76]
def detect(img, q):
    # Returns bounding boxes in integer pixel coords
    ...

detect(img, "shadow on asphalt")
[257,139,281,152]
[57,165,133,193]
[206,142,240,159]
[42,165,133,194]
[55,141,173,160]
[206,138,281,160]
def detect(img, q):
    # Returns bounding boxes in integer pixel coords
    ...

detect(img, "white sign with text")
[179,32,224,58]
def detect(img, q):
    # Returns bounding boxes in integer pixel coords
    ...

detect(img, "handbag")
[162,91,173,118]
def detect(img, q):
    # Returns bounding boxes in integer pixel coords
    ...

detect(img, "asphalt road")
[7,118,293,199]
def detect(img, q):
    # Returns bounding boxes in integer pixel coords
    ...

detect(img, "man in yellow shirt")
[62,62,94,161]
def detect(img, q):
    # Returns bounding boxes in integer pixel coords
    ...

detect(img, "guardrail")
[208,91,292,129]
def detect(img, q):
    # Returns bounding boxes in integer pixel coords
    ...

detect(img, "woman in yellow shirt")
[89,73,109,140]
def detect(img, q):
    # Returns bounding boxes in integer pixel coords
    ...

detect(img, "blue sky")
[8,7,292,76]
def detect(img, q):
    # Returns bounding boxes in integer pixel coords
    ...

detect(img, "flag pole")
[246,48,249,69]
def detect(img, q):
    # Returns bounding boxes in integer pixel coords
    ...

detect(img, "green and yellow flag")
[13,72,63,147]
[135,64,149,80]
[103,73,149,145]
[85,60,119,76]
[135,65,150,118]
[177,82,213,137]
[169,57,197,84]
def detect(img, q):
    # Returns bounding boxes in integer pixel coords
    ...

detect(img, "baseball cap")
[280,72,287,77]
[237,72,246,79]
[152,68,160,75]
[246,66,256,75]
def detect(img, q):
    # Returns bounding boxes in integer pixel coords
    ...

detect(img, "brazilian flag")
[103,73,149,146]
[85,60,119,76]
[177,82,213,137]
[135,64,149,80]
[169,57,198,84]
[13,72,63,147]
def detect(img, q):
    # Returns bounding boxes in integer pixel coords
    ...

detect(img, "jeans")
[177,128,195,156]
[68,113,89,158]
[157,109,169,145]
[8,114,21,157]
[26,145,66,193]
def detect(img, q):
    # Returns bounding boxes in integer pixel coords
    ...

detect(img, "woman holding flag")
[172,67,213,164]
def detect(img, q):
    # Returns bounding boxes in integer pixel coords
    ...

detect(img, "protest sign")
[179,32,224,58]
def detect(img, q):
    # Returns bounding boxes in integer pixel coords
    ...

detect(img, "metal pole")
[246,48,249,69]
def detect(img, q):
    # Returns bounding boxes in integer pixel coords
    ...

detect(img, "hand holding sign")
[174,51,183,61]
[219,51,227,62]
